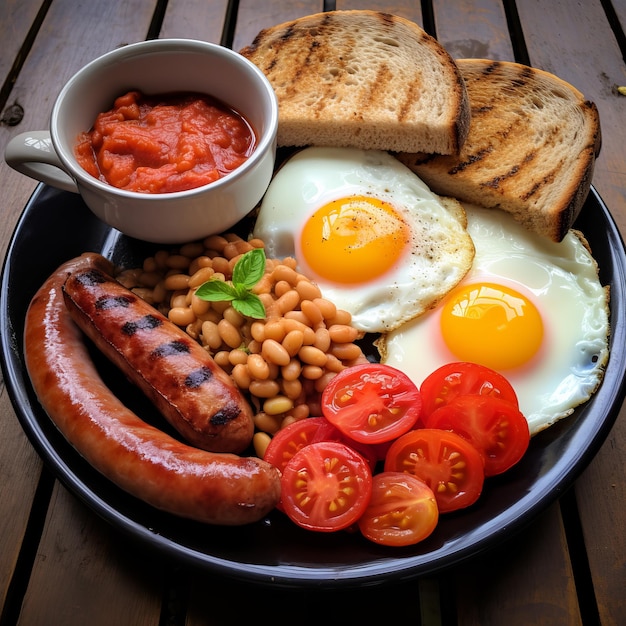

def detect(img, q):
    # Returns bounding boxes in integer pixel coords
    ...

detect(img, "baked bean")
[315,371,337,393]
[248,238,265,249]
[276,289,300,314]
[170,291,188,309]
[261,339,290,366]
[290,403,310,421]
[296,279,322,301]
[298,345,328,367]
[253,412,282,435]
[328,324,360,343]
[253,431,272,458]
[247,353,270,380]
[263,319,286,342]
[231,363,251,390]
[201,321,221,349]
[313,327,331,352]
[191,293,211,317]
[211,256,231,276]
[272,264,298,285]
[169,306,195,327]
[283,310,311,326]
[139,271,162,288]
[223,306,244,328]
[250,321,266,343]
[166,254,191,271]
[273,280,291,298]
[302,365,324,380]
[300,299,323,326]
[250,379,281,399]
[152,281,167,304]
[214,350,231,370]
[282,329,304,357]
[314,297,337,320]
[130,287,154,304]
[283,319,316,345]
[203,234,229,252]
[281,377,303,400]
[179,242,205,259]
[154,250,170,270]
[188,265,215,288]
[330,342,365,361]
[281,358,302,382]
[327,309,352,326]
[228,348,248,366]
[263,395,294,416]
[218,318,242,348]
[325,353,345,373]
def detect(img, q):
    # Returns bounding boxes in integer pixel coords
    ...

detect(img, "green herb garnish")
[195,248,266,319]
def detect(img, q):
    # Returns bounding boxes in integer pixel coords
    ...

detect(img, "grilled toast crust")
[240,10,471,155]
[396,59,602,242]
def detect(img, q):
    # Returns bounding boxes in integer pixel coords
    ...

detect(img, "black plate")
[2,184,626,588]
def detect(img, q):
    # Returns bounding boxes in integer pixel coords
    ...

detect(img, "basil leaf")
[233,248,266,289]
[233,293,266,319]
[195,279,238,302]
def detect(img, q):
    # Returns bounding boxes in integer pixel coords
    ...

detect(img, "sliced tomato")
[263,417,340,473]
[426,395,530,476]
[280,441,373,532]
[384,429,484,513]
[358,472,439,547]
[321,363,422,444]
[420,361,519,422]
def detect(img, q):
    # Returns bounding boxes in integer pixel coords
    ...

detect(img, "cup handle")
[4,130,80,193]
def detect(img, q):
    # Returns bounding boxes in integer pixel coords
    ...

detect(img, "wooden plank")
[0,0,159,620]
[185,571,427,625]
[232,0,324,52]
[159,0,228,44]
[513,2,626,624]
[0,411,44,614]
[0,1,46,93]
[574,405,626,626]
[516,0,626,233]
[453,505,582,625]
[17,484,163,626]
[0,0,156,258]
[336,0,424,24]
[434,0,514,60]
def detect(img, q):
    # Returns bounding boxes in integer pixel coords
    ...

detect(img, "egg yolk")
[440,282,544,370]
[300,195,410,284]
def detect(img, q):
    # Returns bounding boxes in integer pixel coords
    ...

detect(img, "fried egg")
[253,146,475,333]
[378,205,610,435]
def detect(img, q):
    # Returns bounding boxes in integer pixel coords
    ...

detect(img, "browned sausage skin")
[23,252,281,525]
[62,262,254,454]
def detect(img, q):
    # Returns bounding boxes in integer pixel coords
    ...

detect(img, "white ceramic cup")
[5,39,278,244]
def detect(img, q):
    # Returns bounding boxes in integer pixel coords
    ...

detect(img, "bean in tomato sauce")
[75,90,257,193]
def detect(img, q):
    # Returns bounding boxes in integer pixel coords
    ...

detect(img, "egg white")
[253,146,474,333]
[378,204,610,435]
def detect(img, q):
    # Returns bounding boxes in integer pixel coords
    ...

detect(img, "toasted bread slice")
[240,10,471,155]
[396,59,601,242]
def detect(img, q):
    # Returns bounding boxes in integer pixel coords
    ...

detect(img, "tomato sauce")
[75,91,257,193]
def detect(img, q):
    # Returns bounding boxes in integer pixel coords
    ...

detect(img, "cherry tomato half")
[322,363,422,444]
[358,472,439,547]
[420,361,519,422]
[384,429,485,513]
[426,395,530,476]
[281,441,373,532]
[263,417,340,473]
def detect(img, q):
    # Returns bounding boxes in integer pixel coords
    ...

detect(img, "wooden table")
[1,2,625,624]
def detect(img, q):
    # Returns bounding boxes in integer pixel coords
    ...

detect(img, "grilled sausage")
[62,259,254,454]
[23,253,281,525]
